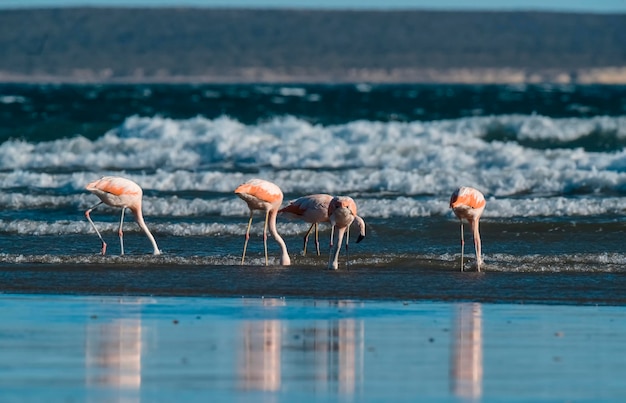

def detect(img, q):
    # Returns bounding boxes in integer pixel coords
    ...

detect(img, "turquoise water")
[1,294,625,402]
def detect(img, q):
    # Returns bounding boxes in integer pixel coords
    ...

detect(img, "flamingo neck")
[471,218,482,262]
[354,216,366,236]
[132,207,161,255]
[268,209,290,266]
[328,226,346,270]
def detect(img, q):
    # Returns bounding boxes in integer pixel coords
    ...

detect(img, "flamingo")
[85,176,161,256]
[327,196,366,270]
[449,186,486,272]
[279,193,333,256]
[234,178,291,266]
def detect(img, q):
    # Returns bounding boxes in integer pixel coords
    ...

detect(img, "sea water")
[1,295,625,402]
[1,83,626,272]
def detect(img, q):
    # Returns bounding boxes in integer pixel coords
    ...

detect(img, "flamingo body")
[279,193,333,256]
[86,177,142,208]
[327,196,366,270]
[85,176,161,256]
[450,186,485,271]
[235,179,291,266]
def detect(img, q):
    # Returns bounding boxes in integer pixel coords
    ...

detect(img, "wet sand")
[1,263,626,305]
[1,294,625,402]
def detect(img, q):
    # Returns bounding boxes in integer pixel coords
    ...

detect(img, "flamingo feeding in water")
[279,193,333,256]
[449,186,486,272]
[85,176,161,256]
[327,196,366,270]
[234,179,291,266]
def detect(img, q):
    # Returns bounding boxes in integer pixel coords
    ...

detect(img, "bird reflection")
[293,302,364,394]
[451,302,483,400]
[239,298,285,391]
[240,319,283,391]
[322,318,364,394]
[85,317,142,390]
[238,300,364,395]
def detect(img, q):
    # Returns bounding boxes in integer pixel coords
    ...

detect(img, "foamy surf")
[1,251,625,273]
[2,114,626,203]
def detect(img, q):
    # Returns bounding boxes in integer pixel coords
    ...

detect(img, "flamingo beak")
[357,234,365,243]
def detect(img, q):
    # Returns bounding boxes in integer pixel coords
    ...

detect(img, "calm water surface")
[1,294,625,402]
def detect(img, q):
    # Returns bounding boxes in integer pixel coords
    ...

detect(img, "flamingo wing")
[280,194,332,222]
[87,176,141,197]
[279,200,308,217]
[235,179,283,206]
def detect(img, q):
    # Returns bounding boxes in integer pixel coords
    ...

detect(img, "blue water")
[0,294,625,402]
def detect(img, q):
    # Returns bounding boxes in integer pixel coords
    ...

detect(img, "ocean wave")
[84,193,626,219]
[5,114,626,171]
[2,114,626,219]
[483,252,626,273]
[0,188,625,219]
[0,251,624,274]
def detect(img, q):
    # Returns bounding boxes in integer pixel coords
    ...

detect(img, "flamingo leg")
[263,209,270,266]
[314,223,321,256]
[345,225,350,270]
[241,211,253,265]
[327,225,335,268]
[118,207,126,256]
[459,220,465,272]
[303,223,315,256]
[85,201,107,255]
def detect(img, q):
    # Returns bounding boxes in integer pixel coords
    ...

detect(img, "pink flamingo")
[235,179,291,266]
[85,176,161,256]
[327,196,365,270]
[450,187,486,271]
[279,193,333,256]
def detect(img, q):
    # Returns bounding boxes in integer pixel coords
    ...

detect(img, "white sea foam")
[3,114,626,219]
[0,95,27,104]
[0,217,333,237]
[0,250,623,273]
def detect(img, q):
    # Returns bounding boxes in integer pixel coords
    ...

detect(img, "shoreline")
[2,67,626,85]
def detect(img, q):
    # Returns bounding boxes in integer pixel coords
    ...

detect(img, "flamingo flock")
[84,176,485,271]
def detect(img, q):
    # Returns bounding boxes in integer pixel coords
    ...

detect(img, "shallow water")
[1,294,625,402]
[2,263,626,305]
[1,214,625,276]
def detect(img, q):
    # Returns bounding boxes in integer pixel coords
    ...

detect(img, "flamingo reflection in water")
[451,303,483,400]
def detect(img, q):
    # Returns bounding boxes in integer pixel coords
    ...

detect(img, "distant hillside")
[0,8,625,83]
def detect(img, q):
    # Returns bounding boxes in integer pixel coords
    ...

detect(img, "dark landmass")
[1,8,625,83]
